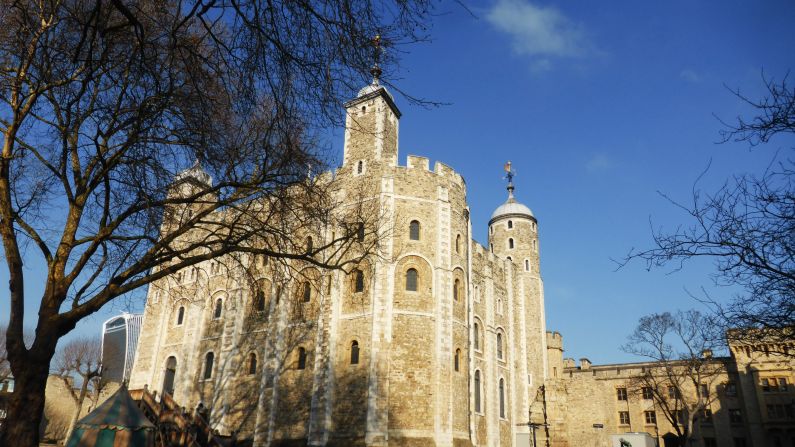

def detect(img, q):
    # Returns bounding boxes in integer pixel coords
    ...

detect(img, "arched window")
[163,356,177,395]
[213,298,223,319]
[203,352,214,379]
[176,306,185,325]
[297,347,307,370]
[508,238,514,249]
[354,269,365,293]
[405,268,418,292]
[455,234,461,254]
[497,332,504,360]
[254,290,266,312]
[248,353,257,375]
[507,220,513,229]
[350,340,360,365]
[453,278,460,301]
[357,223,365,242]
[357,160,363,174]
[474,322,480,350]
[409,220,420,240]
[533,240,537,252]
[454,348,461,372]
[474,370,482,412]
[499,378,505,418]
[302,282,311,302]
[306,236,313,254]
[525,259,530,271]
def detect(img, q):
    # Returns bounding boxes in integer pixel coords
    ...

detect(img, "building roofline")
[344,87,402,118]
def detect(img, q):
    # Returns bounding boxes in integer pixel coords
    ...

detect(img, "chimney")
[580,358,591,370]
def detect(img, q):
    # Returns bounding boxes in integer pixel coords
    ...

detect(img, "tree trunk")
[64,379,89,443]
[0,356,50,447]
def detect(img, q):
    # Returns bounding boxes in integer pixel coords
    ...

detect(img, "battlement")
[472,240,505,265]
[401,155,466,189]
[406,155,430,170]
[434,161,466,187]
[546,331,563,350]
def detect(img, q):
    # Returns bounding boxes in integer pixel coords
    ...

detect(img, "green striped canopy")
[66,386,155,447]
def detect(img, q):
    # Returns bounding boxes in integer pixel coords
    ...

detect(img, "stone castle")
[128,78,795,447]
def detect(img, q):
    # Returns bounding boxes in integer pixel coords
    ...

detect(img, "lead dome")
[490,197,534,224]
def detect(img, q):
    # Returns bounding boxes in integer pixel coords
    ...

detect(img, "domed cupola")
[489,193,534,225]
[489,162,534,225]
[488,162,540,271]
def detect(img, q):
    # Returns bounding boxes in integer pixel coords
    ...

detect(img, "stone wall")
[127,86,548,447]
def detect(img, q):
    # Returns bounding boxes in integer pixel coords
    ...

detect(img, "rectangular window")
[619,411,630,425]
[767,404,790,419]
[644,411,656,425]
[616,387,628,401]
[725,382,737,396]
[642,386,654,400]
[761,377,789,392]
[762,378,771,392]
[699,383,709,398]
[675,409,687,426]
[729,409,743,424]
[668,385,681,399]
[701,408,713,424]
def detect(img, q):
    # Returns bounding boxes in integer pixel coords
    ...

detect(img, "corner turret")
[488,162,539,275]
[342,35,400,171]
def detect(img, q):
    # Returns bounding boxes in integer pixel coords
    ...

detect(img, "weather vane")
[370,34,382,85]
[504,161,515,198]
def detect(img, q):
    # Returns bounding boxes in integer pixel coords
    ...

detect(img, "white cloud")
[679,69,702,83]
[486,0,589,60]
[585,154,612,172]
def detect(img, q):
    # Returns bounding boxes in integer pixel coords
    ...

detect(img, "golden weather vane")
[370,34,382,84]
[504,161,515,198]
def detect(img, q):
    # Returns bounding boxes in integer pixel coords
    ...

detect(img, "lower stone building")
[544,332,795,447]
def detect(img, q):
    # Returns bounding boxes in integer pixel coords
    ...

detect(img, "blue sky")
[3,0,795,365]
[376,0,795,363]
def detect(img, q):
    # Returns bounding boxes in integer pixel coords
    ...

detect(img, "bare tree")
[0,325,32,387]
[53,337,103,443]
[623,74,795,355]
[0,1,434,445]
[622,310,727,447]
[0,326,8,386]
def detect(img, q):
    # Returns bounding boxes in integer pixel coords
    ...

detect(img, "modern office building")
[101,313,143,385]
